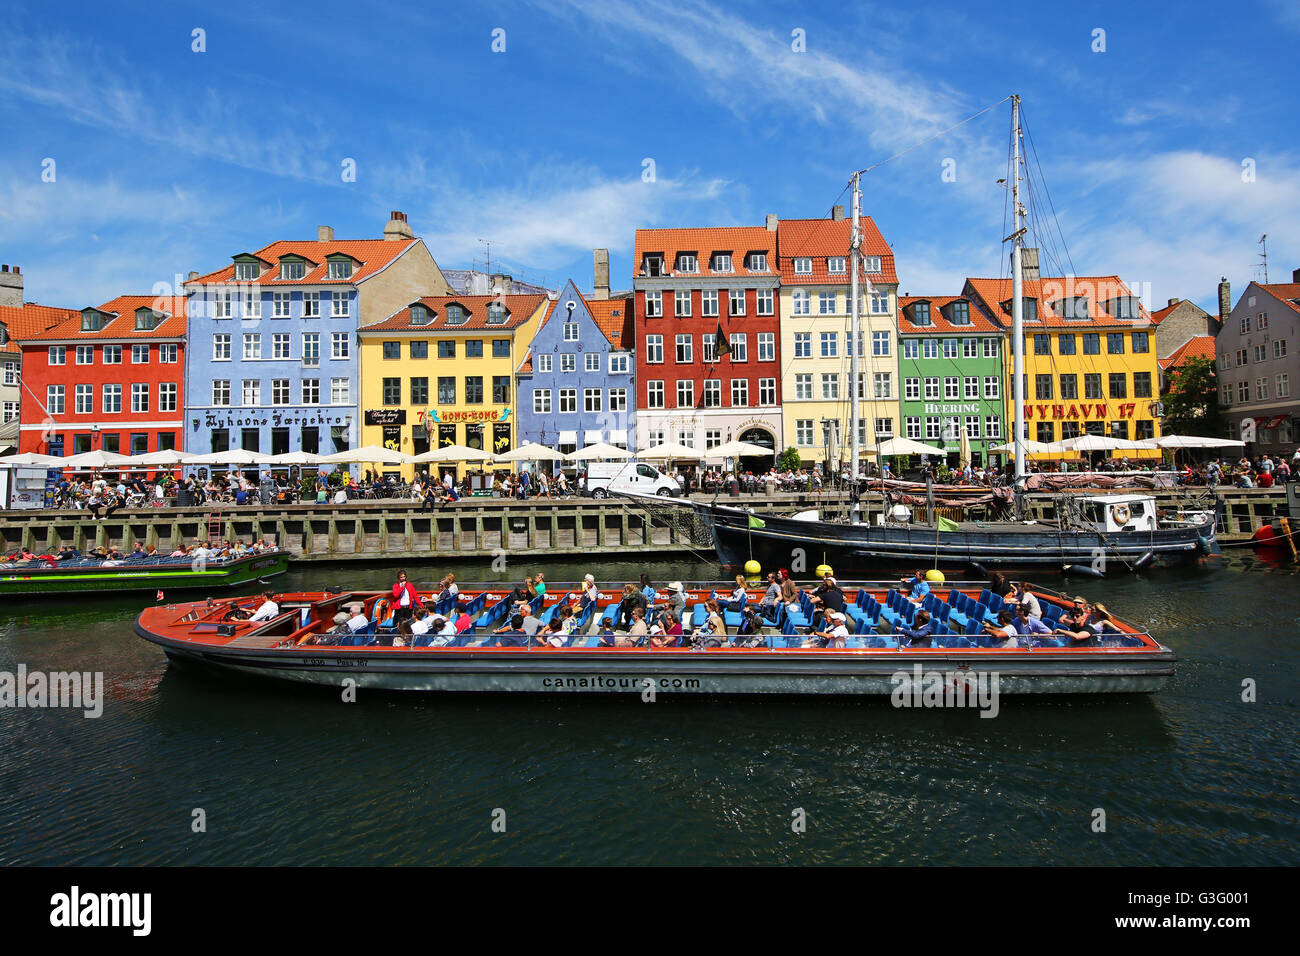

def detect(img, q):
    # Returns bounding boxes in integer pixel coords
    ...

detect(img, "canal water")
[0,551,1296,866]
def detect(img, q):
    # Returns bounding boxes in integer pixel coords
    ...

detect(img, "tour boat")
[135,581,1175,697]
[0,550,289,597]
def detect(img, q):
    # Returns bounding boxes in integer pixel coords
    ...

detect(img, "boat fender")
[968,560,990,579]
[1062,564,1105,578]
[1132,550,1156,572]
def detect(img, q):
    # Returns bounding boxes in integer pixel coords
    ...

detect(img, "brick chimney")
[0,264,23,308]
[592,248,610,300]
[1167,297,1181,307]
[831,204,845,221]
[318,225,334,242]
[1021,247,1041,282]
[383,210,414,241]
[1218,277,1231,319]
[765,214,777,231]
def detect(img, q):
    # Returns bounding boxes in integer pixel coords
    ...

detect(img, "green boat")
[0,551,289,597]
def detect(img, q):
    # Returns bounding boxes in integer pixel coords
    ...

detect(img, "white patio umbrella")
[411,443,494,463]
[320,444,412,465]
[567,441,633,461]
[989,439,1057,455]
[1155,435,1246,449]
[265,450,327,466]
[0,452,64,467]
[1062,435,1156,452]
[186,449,275,466]
[708,439,774,459]
[637,441,702,460]
[58,449,135,469]
[871,437,948,457]
[123,449,195,467]
[492,442,565,463]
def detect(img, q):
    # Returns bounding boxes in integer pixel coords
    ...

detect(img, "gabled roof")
[1259,282,1300,317]
[776,216,897,284]
[533,281,633,350]
[0,303,81,353]
[962,275,1151,329]
[363,294,550,332]
[1149,298,1210,325]
[1159,335,1216,370]
[632,226,777,279]
[897,295,1000,333]
[187,238,418,287]
[20,295,186,342]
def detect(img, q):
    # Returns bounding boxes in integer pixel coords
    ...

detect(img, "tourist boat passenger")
[757,572,780,619]
[582,574,599,604]
[391,571,421,626]
[808,575,847,630]
[902,569,930,605]
[983,610,1020,648]
[725,575,748,613]
[692,600,726,648]
[805,611,849,648]
[895,610,934,647]
[534,572,547,597]
[663,581,686,620]
[1013,603,1053,639]
[247,591,281,623]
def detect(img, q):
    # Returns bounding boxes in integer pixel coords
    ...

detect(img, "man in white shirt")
[1011,582,1042,620]
[248,591,280,622]
[344,603,370,633]
[982,610,1019,648]
[805,611,849,648]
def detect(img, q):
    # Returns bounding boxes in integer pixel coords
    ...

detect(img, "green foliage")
[775,446,802,471]
[1162,356,1220,437]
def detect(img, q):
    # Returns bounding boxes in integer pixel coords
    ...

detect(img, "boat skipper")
[247,591,280,623]
[391,571,421,626]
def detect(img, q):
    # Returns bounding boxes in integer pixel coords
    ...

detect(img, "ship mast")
[1009,94,1027,481]
[849,171,862,492]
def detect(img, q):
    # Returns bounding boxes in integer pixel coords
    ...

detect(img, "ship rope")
[612,495,718,562]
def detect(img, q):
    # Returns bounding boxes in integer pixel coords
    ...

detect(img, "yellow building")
[963,274,1163,459]
[776,213,900,464]
[358,293,553,478]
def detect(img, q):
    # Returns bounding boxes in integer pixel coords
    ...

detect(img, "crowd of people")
[1177,452,1300,489]
[2,537,277,568]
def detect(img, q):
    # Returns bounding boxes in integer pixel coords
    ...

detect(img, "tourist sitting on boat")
[735,607,764,647]
[101,549,126,567]
[625,606,649,641]
[56,546,80,562]
[808,575,849,631]
[582,574,600,604]
[1054,602,1121,647]
[902,570,930,605]
[391,571,422,626]
[248,591,281,623]
[495,615,528,647]
[538,619,567,648]
[436,573,459,603]
[805,611,849,648]
[724,574,748,613]
[1013,602,1053,638]
[1005,582,1043,620]
[895,610,935,647]
[757,572,781,619]
[983,610,1020,648]
[779,569,799,614]
[615,583,648,629]
[535,572,547,597]
[650,612,684,647]
[691,600,727,648]
[638,573,656,606]
[597,617,616,646]
[663,581,686,619]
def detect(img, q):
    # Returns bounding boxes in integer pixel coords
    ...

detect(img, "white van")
[584,461,679,498]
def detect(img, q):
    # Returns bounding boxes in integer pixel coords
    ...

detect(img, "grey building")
[1215,269,1300,454]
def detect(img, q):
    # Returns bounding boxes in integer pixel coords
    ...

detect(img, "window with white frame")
[645,291,662,318]
[243,292,261,318]
[793,333,811,358]
[74,384,92,414]
[827,256,846,273]
[302,379,320,405]
[902,339,919,359]
[563,322,579,341]
[75,345,93,365]
[240,379,259,405]
[964,377,979,399]
[131,383,149,413]
[703,379,721,407]
[271,379,290,405]
[677,253,698,273]
[303,292,320,318]
[944,377,960,400]
[963,339,978,358]
[533,389,552,414]
[558,388,577,413]
[922,340,938,359]
[875,418,893,438]
[906,416,921,439]
[561,353,576,373]
[103,383,121,413]
[331,332,349,359]
[103,345,122,364]
[646,335,663,363]
[330,378,349,404]
[280,260,306,280]
[943,338,958,359]
[243,333,261,360]
[905,377,920,400]
[48,346,66,365]
[160,344,178,363]
[212,380,230,406]
[675,291,691,316]
[872,331,890,356]
[215,292,232,318]
[1,362,14,387]
[924,377,940,400]
[1275,339,1288,359]
[820,332,838,358]
[331,292,348,318]
[702,336,717,363]
[984,376,1000,399]
[748,252,768,272]
[819,291,836,314]
[301,332,319,366]
[870,290,888,314]
[702,289,719,316]
[729,334,747,361]
[821,373,840,399]
[985,416,1002,438]
[759,377,776,405]
[756,289,774,315]
[983,338,1000,358]
[273,292,291,318]
[795,374,813,400]
[675,334,693,363]
[729,289,745,315]
[159,382,177,412]
[234,262,259,281]
[676,429,695,448]
[609,353,630,374]
[795,419,814,445]
[585,352,600,372]
[327,259,352,279]
[1278,373,1291,398]
[712,253,732,273]
[584,388,603,413]
[676,380,694,407]
[609,388,627,412]
[925,417,940,440]
[965,416,981,438]
[874,372,892,399]
[647,380,664,408]
[731,379,748,406]
[3,401,19,422]
[792,289,809,315]
[793,257,812,274]
[271,333,290,359]
[757,332,774,361]
[862,256,881,273]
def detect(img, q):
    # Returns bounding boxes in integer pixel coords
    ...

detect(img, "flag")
[748,515,766,529]
[715,323,730,357]
[156,590,165,602]
[936,516,959,533]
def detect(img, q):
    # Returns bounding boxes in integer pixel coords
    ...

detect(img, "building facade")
[1215,273,1300,453]
[896,295,1006,464]
[515,279,635,454]
[632,224,783,469]
[183,214,449,460]
[358,293,552,478]
[0,264,26,427]
[1150,294,1221,361]
[964,274,1163,458]
[17,295,186,458]
[777,211,900,465]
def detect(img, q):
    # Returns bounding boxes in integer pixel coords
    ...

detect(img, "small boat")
[135,581,1175,697]
[0,550,289,597]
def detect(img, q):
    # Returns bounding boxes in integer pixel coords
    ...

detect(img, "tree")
[1161,355,1219,437]
[775,446,802,471]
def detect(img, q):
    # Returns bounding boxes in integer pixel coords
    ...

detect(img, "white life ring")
[1112,503,1131,524]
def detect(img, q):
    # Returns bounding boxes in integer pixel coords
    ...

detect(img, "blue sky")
[2,0,1297,314]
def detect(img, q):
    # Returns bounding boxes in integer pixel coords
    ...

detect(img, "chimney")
[489,273,512,295]
[1218,277,1231,319]
[831,204,845,221]
[592,248,610,300]
[0,263,23,308]
[187,271,199,281]
[384,210,414,241]
[1292,267,1300,283]
[1021,247,1041,282]
[1167,298,1180,307]
[765,214,777,231]
[318,225,334,242]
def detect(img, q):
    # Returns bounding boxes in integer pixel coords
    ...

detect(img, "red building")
[18,295,186,458]
[631,223,783,464]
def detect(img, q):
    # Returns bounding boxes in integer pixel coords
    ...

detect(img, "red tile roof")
[897,295,1000,333]
[20,295,186,342]
[186,238,417,287]
[632,227,777,279]
[1159,335,1216,370]
[776,216,897,284]
[0,303,81,353]
[963,275,1151,328]
[1261,282,1300,316]
[588,298,634,349]
[516,350,534,375]
[363,294,550,332]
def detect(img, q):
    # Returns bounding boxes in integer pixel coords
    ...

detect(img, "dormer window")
[327,259,353,280]
[711,253,732,273]
[1109,296,1140,320]
[486,302,508,325]
[827,257,847,274]
[80,309,104,332]
[912,302,932,326]
[643,255,664,277]
[793,257,812,274]
[1003,297,1039,321]
[862,256,882,273]
[234,261,260,281]
[677,253,698,273]
[134,308,163,330]
[279,259,307,280]
[1054,296,1089,321]
[445,304,468,326]
[948,300,970,325]
[410,305,431,326]
[747,252,768,272]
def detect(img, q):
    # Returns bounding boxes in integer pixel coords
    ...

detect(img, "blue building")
[515,279,636,453]
[182,214,449,460]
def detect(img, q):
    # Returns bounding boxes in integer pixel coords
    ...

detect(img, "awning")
[607,429,627,446]
[558,430,578,445]
[584,429,603,443]
[1265,414,1290,429]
